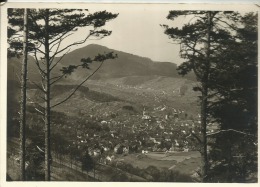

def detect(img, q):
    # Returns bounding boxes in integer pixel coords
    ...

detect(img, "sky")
[57,3,257,65]
[63,4,185,65]
[6,3,257,66]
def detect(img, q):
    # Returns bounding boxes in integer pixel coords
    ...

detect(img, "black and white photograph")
[1,2,258,184]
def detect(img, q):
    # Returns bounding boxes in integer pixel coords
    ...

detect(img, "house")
[123,146,129,154]
[129,144,139,153]
[93,149,101,157]
[88,148,94,156]
[152,146,158,152]
[160,106,166,111]
[183,148,189,152]
[142,109,151,120]
[174,139,179,146]
[157,148,162,152]
[169,147,175,152]
[153,138,161,145]
[142,114,151,120]
[103,146,110,152]
[162,148,168,152]
[159,124,165,129]
[106,155,113,162]
[114,144,124,154]
[101,120,108,125]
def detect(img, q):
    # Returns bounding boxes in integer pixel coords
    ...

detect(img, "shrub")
[122,105,134,111]
[110,171,128,181]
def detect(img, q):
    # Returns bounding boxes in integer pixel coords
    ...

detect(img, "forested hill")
[7,44,196,83]
[56,44,182,80]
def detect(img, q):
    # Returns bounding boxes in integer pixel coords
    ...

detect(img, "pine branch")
[28,11,45,37]
[186,129,202,145]
[29,80,46,94]
[35,47,46,55]
[35,107,44,115]
[49,32,70,46]
[16,73,22,84]
[39,95,47,102]
[206,129,254,136]
[51,60,104,108]
[36,145,45,152]
[53,29,97,57]
[185,43,204,56]
[40,78,46,92]
[191,133,203,144]
[213,16,237,31]
[50,49,71,71]
[50,34,72,63]
[50,75,63,81]
[33,48,46,77]
[50,74,66,85]
[49,33,73,52]
[10,36,23,40]
[31,40,43,52]
[49,36,65,63]
[189,40,202,80]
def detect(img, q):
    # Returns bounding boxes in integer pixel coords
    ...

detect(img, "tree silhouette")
[207,12,258,182]
[81,152,94,176]
[8,8,118,181]
[8,8,29,180]
[162,11,250,181]
[20,8,29,181]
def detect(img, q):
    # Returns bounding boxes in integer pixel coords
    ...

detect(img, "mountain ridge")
[7,44,196,83]
[52,44,195,81]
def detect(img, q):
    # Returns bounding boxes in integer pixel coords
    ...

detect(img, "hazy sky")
[63,4,186,65]
[6,3,255,65]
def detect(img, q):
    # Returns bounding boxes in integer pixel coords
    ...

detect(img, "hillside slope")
[51,44,195,81]
[7,44,196,84]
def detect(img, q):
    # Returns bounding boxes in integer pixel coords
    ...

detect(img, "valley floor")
[7,137,200,182]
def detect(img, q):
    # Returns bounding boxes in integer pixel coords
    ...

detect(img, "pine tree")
[162,11,243,181]
[8,8,118,181]
[207,12,258,182]
[8,8,30,181]
[19,8,29,181]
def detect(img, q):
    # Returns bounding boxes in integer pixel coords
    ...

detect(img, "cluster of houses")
[49,92,220,169]
[68,103,213,166]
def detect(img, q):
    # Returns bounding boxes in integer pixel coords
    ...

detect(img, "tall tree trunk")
[227,138,232,182]
[200,11,211,182]
[44,9,51,181]
[19,8,28,181]
[201,82,208,182]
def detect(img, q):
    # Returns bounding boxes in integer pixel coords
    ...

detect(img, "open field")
[114,151,200,175]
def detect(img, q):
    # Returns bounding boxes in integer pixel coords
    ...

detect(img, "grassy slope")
[114,151,201,175]
[7,138,98,181]
[47,75,199,118]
